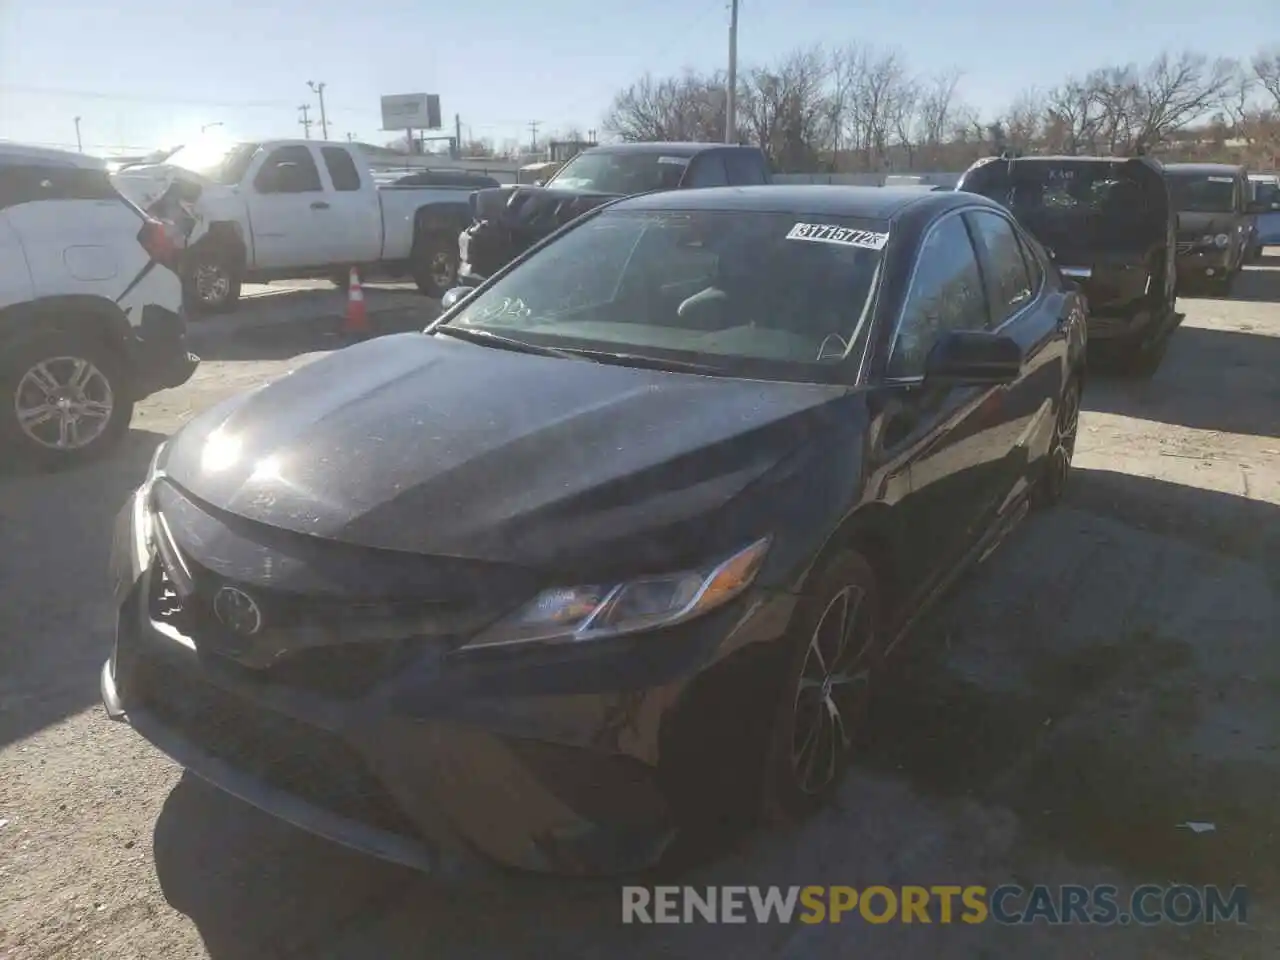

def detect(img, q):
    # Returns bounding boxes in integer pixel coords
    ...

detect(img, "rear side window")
[321,147,362,192]
[686,153,729,188]
[0,163,119,212]
[724,150,768,185]
[966,211,1034,325]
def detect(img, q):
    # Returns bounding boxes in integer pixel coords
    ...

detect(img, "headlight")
[135,441,167,554]
[463,537,771,650]
[1214,233,1230,248]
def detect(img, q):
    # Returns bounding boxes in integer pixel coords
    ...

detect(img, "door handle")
[311,201,331,210]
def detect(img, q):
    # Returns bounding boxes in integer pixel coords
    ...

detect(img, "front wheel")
[1033,375,1081,508]
[0,330,134,468]
[183,244,242,315]
[410,233,459,299]
[761,551,882,822]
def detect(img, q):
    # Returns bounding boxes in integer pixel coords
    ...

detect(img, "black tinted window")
[1166,174,1237,214]
[889,215,987,377]
[548,151,688,193]
[724,150,768,185]
[0,163,118,211]
[967,211,1034,324]
[321,147,362,191]
[254,145,322,193]
[686,154,729,188]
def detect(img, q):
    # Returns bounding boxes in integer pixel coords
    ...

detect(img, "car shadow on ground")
[0,429,165,748]
[150,468,1279,960]
[1083,322,1280,438]
[1190,261,1280,303]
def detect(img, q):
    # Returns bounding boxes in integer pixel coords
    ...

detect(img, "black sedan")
[101,185,1087,878]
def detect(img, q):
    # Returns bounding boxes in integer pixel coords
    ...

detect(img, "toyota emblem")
[212,585,263,636]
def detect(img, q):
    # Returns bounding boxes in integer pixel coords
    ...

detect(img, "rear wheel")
[761,551,882,821]
[410,233,458,298]
[0,330,134,468]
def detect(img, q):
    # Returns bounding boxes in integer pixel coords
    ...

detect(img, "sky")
[0,0,1273,157]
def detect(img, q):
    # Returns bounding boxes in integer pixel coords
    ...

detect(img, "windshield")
[441,208,886,380]
[1166,173,1236,213]
[165,141,261,184]
[546,151,689,194]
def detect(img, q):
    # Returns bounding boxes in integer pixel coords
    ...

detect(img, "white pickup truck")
[112,139,474,312]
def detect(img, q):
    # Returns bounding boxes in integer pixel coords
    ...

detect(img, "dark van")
[1162,162,1256,294]
[956,155,1178,368]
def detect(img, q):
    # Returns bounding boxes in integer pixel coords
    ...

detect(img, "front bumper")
[1173,246,1232,281]
[127,304,199,398]
[102,491,793,877]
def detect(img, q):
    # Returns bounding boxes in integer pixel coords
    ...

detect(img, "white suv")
[0,143,198,467]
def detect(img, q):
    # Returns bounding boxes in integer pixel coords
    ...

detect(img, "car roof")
[0,142,107,171]
[583,142,756,157]
[1162,162,1245,175]
[610,184,989,220]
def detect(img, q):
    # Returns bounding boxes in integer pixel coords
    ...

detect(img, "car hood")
[1175,211,1236,240]
[470,184,620,238]
[158,333,848,577]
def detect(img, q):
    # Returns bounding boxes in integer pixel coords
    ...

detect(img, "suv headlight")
[463,537,771,650]
[1214,233,1230,248]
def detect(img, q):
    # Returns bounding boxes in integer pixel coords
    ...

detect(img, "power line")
[298,104,312,139]
[0,83,365,115]
[528,120,540,150]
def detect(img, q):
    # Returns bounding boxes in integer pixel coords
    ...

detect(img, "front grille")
[135,653,422,840]
[147,566,433,699]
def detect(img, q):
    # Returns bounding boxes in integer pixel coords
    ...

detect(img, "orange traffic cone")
[341,267,371,338]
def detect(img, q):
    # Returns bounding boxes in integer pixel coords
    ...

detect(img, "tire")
[410,232,459,299]
[182,243,242,315]
[0,330,134,469]
[760,550,882,822]
[1032,374,1081,508]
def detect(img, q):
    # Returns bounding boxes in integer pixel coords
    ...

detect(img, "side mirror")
[924,330,1023,386]
[441,286,474,310]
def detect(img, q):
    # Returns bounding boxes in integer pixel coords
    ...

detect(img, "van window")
[1165,174,1238,214]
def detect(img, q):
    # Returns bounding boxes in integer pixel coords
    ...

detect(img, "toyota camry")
[102,185,1087,877]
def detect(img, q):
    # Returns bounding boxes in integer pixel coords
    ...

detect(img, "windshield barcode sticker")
[657,156,689,165]
[1208,176,1234,183]
[786,223,889,250]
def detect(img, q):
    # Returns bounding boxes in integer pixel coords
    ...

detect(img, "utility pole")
[74,116,83,153]
[528,120,540,153]
[725,0,739,144]
[455,113,463,158]
[298,104,312,139]
[346,132,354,142]
[307,81,329,139]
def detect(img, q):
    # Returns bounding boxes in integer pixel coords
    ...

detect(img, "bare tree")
[739,46,830,171]
[1253,47,1280,109]
[914,68,963,161]
[849,47,914,170]
[603,71,728,142]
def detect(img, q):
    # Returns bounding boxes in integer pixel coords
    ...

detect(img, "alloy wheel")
[1050,382,1080,493]
[14,356,115,450]
[195,262,231,305]
[790,584,874,795]
[429,250,456,291]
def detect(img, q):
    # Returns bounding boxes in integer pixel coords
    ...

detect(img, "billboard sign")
[380,94,442,131]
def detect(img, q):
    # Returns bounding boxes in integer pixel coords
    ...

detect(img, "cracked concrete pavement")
[1,259,1278,959]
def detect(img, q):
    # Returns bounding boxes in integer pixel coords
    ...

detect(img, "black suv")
[457,142,772,287]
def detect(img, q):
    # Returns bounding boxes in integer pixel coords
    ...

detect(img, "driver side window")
[887,214,988,378]
[253,146,322,194]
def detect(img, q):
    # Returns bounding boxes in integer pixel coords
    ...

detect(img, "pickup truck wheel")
[411,233,458,299]
[183,245,242,315]
[0,331,133,469]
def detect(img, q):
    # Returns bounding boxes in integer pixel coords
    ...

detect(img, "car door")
[964,209,1065,511]
[319,146,382,265]
[244,144,330,270]
[873,210,1012,594]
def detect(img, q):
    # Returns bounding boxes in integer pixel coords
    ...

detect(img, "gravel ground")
[1,259,1278,959]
